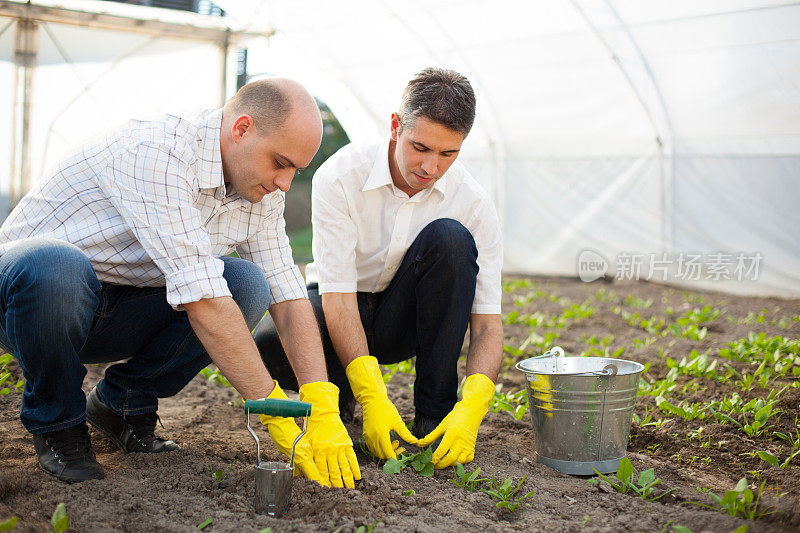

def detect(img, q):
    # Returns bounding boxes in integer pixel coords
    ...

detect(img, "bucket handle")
[244,398,312,468]
[514,346,564,373]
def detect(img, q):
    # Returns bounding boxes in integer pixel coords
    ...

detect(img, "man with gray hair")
[256,68,504,468]
[0,78,359,488]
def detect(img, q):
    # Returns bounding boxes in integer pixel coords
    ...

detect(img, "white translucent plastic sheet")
[230,0,800,297]
[1,0,798,297]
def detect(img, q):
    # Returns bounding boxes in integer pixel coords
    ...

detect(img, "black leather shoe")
[86,387,179,453]
[32,422,105,483]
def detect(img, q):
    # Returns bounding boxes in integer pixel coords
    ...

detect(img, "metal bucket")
[515,347,644,475]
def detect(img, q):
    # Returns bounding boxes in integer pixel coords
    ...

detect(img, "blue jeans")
[254,218,479,418]
[0,238,270,435]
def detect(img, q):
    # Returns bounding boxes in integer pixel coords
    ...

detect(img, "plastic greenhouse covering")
[1,0,799,297]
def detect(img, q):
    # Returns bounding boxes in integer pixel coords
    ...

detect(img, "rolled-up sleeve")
[311,169,359,294]
[98,141,231,309]
[237,191,307,304]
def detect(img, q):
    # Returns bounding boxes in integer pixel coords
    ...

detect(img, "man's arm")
[268,298,329,385]
[320,292,369,367]
[184,296,275,399]
[465,313,503,380]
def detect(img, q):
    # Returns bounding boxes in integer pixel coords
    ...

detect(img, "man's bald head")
[219,78,323,202]
[223,78,321,137]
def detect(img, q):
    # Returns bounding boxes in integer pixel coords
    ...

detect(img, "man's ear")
[231,114,255,143]
[390,113,402,142]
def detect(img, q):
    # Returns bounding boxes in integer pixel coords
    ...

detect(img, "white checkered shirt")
[0,109,307,309]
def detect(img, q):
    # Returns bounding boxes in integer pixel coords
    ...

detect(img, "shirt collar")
[197,109,225,196]
[361,139,449,198]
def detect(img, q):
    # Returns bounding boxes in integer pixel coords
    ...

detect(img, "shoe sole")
[37,462,105,483]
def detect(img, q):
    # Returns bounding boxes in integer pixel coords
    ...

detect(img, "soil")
[1,276,799,532]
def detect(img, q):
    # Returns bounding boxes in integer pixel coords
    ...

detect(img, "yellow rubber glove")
[345,356,418,459]
[299,382,361,489]
[417,373,495,468]
[257,382,323,484]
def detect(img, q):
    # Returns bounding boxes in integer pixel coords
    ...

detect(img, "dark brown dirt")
[1,275,799,532]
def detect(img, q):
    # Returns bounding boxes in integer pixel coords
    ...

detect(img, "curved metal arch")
[570,0,675,254]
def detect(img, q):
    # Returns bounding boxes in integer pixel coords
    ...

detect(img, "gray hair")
[397,67,476,135]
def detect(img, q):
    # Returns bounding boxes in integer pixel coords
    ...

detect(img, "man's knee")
[417,218,477,263]
[0,238,100,307]
[220,256,270,327]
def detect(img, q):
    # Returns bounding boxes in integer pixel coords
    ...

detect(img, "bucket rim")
[515,355,645,376]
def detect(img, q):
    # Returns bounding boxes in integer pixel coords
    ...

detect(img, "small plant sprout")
[211,459,236,483]
[0,516,19,531]
[51,503,69,533]
[591,458,672,502]
[694,477,771,520]
[197,517,213,530]
[481,470,535,512]
[450,463,488,491]
[383,446,435,477]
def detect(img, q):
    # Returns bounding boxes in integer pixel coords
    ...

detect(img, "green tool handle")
[244,398,311,418]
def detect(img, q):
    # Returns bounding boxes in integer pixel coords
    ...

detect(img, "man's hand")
[345,356,418,459]
[257,382,322,483]
[299,382,361,489]
[417,373,495,468]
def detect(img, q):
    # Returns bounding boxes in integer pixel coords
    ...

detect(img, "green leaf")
[402,489,415,495]
[638,468,655,486]
[757,451,779,466]
[616,458,634,483]
[730,526,748,533]
[734,478,748,493]
[418,462,435,477]
[383,458,404,474]
[51,503,68,533]
[0,516,18,531]
[258,529,272,533]
[198,517,213,530]
[671,526,692,533]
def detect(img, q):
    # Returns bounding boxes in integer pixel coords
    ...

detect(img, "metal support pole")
[10,17,38,212]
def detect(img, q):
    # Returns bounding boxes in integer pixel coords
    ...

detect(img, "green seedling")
[450,463,488,491]
[694,478,771,520]
[0,516,18,531]
[51,503,69,533]
[211,459,235,483]
[490,385,528,421]
[623,294,653,308]
[481,471,535,512]
[402,489,415,495]
[258,529,272,533]
[383,446,435,477]
[199,366,232,388]
[355,520,381,533]
[502,278,533,292]
[655,397,708,421]
[591,458,671,501]
[197,517,212,530]
[0,353,24,396]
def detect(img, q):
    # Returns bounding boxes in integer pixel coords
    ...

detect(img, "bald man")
[0,79,360,488]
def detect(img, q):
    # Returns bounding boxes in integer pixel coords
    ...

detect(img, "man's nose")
[421,155,438,176]
[275,169,295,192]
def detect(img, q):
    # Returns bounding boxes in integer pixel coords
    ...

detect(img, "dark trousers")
[253,218,479,418]
[0,237,270,434]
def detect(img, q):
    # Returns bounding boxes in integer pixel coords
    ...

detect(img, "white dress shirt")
[306,139,502,315]
[0,109,307,309]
